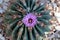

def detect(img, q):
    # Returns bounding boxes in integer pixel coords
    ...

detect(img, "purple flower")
[22,13,37,27]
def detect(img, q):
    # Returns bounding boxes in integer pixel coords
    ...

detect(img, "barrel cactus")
[4,0,51,40]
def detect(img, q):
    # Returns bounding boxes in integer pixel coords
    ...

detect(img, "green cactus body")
[4,0,51,40]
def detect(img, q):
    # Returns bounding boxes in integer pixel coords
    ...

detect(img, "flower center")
[28,18,33,23]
